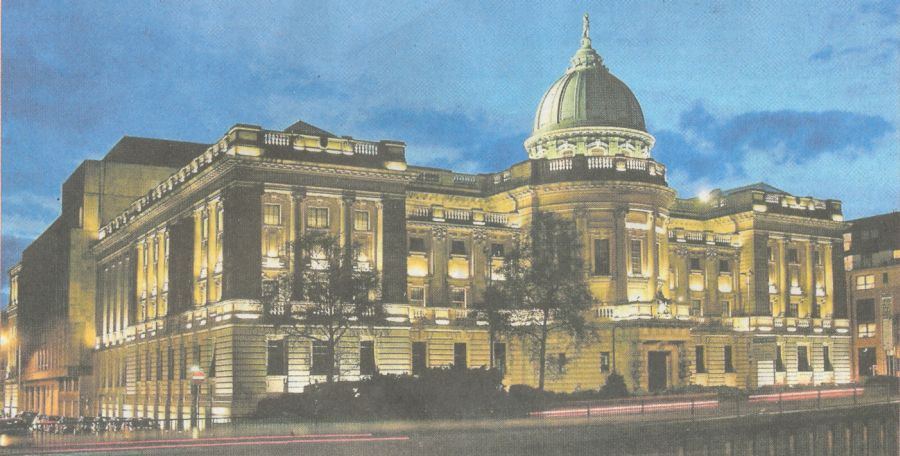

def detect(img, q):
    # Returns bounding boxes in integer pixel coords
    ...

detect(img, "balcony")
[532,155,667,186]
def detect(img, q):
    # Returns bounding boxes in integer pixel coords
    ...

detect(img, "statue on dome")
[582,13,590,39]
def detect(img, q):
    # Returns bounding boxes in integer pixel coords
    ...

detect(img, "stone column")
[751,232,770,316]
[221,183,263,300]
[806,241,816,318]
[706,250,719,317]
[614,207,628,304]
[431,226,448,306]
[779,239,790,317]
[291,189,306,301]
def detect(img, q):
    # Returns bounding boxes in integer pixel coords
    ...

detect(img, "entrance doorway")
[648,351,669,392]
[858,347,877,377]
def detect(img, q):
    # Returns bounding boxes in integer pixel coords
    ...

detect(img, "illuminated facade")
[844,212,900,378]
[8,18,851,421]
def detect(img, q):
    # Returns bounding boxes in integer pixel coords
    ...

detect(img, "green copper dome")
[532,16,646,135]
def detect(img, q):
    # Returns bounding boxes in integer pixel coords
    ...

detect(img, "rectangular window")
[695,346,706,373]
[883,272,889,285]
[787,248,799,264]
[360,341,376,376]
[136,351,142,382]
[307,207,329,229]
[593,239,610,276]
[450,288,466,308]
[264,204,281,225]
[409,287,425,306]
[724,346,734,373]
[719,260,730,273]
[721,300,731,317]
[201,214,209,240]
[823,346,833,372]
[454,343,467,369]
[813,250,821,266]
[412,342,427,376]
[217,207,224,233]
[409,237,426,253]
[490,243,505,258]
[600,352,611,373]
[121,360,128,387]
[266,339,286,376]
[857,298,876,322]
[311,341,331,376]
[689,257,702,271]
[354,210,370,231]
[494,343,507,376]
[450,240,467,256]
[767,246,775,262]
[797,346,811,372]
[630,239,642,275]
[167,347,175,381]
[775,345,785,372]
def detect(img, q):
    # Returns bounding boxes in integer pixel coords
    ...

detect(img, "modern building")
[4,138,209,416]
[8,17,852,422]
[844,212,900,378]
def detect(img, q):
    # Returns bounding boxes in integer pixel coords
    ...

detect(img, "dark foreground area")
[0,402,895,455]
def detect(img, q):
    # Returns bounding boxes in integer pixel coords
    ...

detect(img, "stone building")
[844,212,900,378]
[8,18,851,422]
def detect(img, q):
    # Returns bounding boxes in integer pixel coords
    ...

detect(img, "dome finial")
[581,13,591,47]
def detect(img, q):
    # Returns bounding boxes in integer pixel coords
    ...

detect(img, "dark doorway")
[648,351,669,392]
[858,347,877,377]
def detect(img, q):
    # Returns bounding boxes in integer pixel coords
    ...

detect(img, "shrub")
[600,372,628,398]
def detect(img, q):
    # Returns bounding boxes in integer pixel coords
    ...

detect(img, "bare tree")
[496,211,594,391]
[265,232,381,383]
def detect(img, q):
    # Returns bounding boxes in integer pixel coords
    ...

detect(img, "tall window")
[721,300,731,317]
[354,210,370,231]
[409,287,425,306]
[360,341,376,376]
[823,346,833,372]
[857,298,877,337]
[775,345,785,372]
[412,342,427,376]
[201,213,209,240]
[494,343,507,376]
[217,206,224,233]
[264,204,282,225]
[311,341,331,376]
[490,243,505,258]
[167,347,175,381]
[136,351,142,382]
[797,346,811,372]
[593,239,610,276]
[600,352,611,373]
[307,207,329,229]
[691,299,702,317]
[209,345,217,378]
[454,343,467,369]
[724,346,734,373]
[266,339,286,376]
[156,349,163,381]
[695,346,706,373]
[180,345,187,380]
[787,248,799,264]
[450,288,466,308]
[630,239,642,275]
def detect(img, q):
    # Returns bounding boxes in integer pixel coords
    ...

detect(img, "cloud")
[860,0,900,25]
[656,103,897,218]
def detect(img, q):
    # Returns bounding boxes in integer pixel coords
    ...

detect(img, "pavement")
[0,392,895,455]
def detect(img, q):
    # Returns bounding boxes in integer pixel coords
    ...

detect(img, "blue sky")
[3,1,899,302]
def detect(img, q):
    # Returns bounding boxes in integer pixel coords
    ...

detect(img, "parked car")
[55,416,78,434]
[0,418,29,434]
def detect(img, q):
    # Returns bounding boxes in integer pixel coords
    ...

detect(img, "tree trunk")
[326,340,336,383]
[538,310,549,391]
